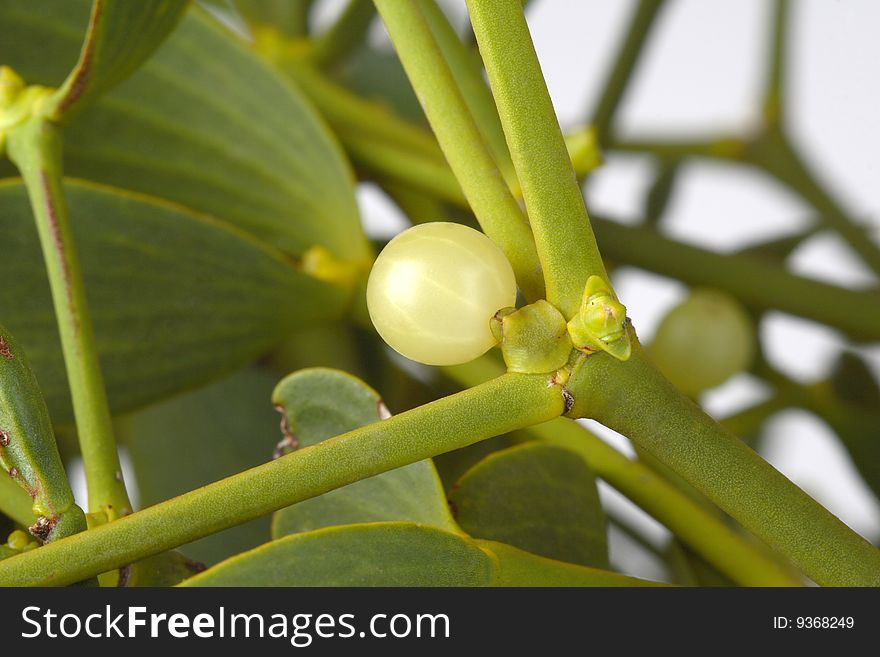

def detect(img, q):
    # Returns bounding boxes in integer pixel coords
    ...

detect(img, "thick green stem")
[373,0,544,302]
[310,0,376,68]
[446,358,802,587]
[568,340,880,586]
[6,119,130,518]
[590,0,667,143]
[0,373,564,586]
[467,0,607,318]
[591,217,880,341]
[419,0,516,188]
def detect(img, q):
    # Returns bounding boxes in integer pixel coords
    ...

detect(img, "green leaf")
[271,368,457,536]
[0,0,369,260]
[0,179,346,424]
[449,442,609,568]
[182,521,661,587]
[183,522,493,587]
[120,366,288,566]
[45,0,190,121]
[479,540,662,587]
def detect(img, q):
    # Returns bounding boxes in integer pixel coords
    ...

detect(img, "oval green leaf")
[183,521,661,587]
[0,179,346,423]
[449,442,609,568]
[0,0,369,260]
[271,368,457,536]
[183,522,494,587]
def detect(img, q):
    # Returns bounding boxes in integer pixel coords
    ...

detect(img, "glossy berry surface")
[367,222,517,366]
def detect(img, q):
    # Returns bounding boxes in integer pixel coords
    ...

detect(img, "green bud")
[0,68,54,158]
[567,275,631,361]
[492,300,573,374]
[6,529,31,551]
[0,67,26,108]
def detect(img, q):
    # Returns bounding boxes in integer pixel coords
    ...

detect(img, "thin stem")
[6,119,131,518]
[343,130,467,205]
[611,134,880,277]
[445,358,802,586]
[310,0,376,68]
[718,394,792,446]
[467,0,607,318]
[590,216,880,341]
[642,158,680,227]
[0,372,565,586]
[373,0,544,302]
[751,131,880,278]
[763,0,789,124]
[568,340,880,586]
[591,0,667,143]
[284,63,442,159]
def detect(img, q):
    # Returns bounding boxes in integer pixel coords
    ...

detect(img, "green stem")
[590,0,667,143]
[610,134,880,277]
[568,340,880,586]
[751,130,880,278]
[0,372,564,586]
[591,216,880,341]
[419,0,516,188]
[284,63,442,158]
[373,0,544,302]
[445,358,802,586]
[540,420,804,586]
[310,0,376,68]
[467,0,607,318]
[6,119,131,518]
[343,130,467,205]
[0,473,34,528]
[642,158,680,227]
[763,0,789,124]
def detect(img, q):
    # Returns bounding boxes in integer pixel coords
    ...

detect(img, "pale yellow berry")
[367,222,517,366]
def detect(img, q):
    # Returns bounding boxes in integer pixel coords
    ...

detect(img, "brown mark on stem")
[39,172,78,333]
[28,516,55,544]
[0,429,9,447]
[0,336,13,360]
